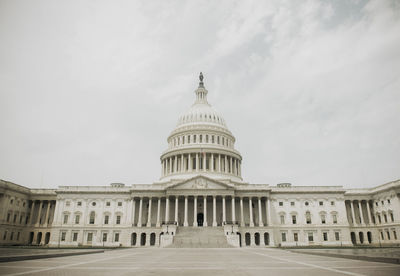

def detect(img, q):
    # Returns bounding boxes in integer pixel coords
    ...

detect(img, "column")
[203,196,208,227]
[367,200,373,224]
[249,198,254,227]
[211,153,214,172]
[222,196,226,223]
[28,201,35,224]
[267,197,272,226]
[212,196,217,226]
[231,197,236,223]
[240,197,244,226]
[36,201,43,225]
[169,157,172,174]
[188,153,192,172]
[224,155,228,173]
[146,198,152,227]
[230,157,232,173]
[218,154,221,172]
[181,154,184,172]
[193,196,198,227]
[358,201,364,224]
[137,197,143,227]
[165,197,170,222]
[174,156,177,173]
[258,197,264,226]
[132,198,136,226]
[351,201,357,225]
[156,198,161,227]
[233,159,236,175]
[184,196,188,226]
[161,160,164,176]
[175,197,179,224]
[196,153,199,172]
[203,153,206,171]
[238,161,241,177]
[44,201,51,226]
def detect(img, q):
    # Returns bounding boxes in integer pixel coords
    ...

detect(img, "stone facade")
[1,74,399,248]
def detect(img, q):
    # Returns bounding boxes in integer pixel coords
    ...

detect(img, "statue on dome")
[199,72,204,87]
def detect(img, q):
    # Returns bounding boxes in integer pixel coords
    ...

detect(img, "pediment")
[167,176,233,190]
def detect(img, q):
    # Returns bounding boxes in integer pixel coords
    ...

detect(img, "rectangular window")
[384,214,388,223]
[63,215,68,224]
[73,232,78,242]
[387,231,391,240]
[61,232,66,241]
[115,233,120,242]
[308,232,314,242]
[280,215,285,224]
[75,215,80,224]
[13,214,17,223]
[306,213,311,224]
[394,231,397,240]
[321,215,326,224]
[331,201,335,206]
[103,233,108,242]
[291,202,295,206]
[333,214,338,224]
[3,231,7,240]
[77,201,82,206]
[381,232,384,240]
[116,216,121,225]
[17,232,20,241]
[19,216,23,224]
[279,202,283,206]
[323,232,328,241]
[118,202,122,207]
[294,233,298,242]
[292,215,296,224]
[66,201,70,206]
[281,233,286,242]
[6,213,10,222]
[335,232,340,241]
[104,215,109,225]
[87,233,93,242]
[390,213,394,222]
[319,201,323,206]
[106,202,110,207]
[10,232,14,240]
[388,199,391,204]
[378,215,381,224]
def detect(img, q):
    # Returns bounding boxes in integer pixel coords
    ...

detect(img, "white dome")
[177,102,227,129]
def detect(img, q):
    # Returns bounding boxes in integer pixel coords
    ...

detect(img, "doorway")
[197,213,204,227]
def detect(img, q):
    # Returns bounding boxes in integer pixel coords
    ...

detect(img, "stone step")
[168,227,232,248]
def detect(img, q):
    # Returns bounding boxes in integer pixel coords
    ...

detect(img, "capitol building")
[1,73,399,248]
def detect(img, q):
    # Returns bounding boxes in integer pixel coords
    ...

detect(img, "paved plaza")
[0,248,399,276]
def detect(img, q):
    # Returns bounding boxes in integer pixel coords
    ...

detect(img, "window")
[375,202,378,206]
[116,215,121,224]
[331,201,335,206]
[92,202,96,207]
[217,136,219,144]
[381,231,384,240]
[212,136,214,143]
[335,232,340,241]
[23,202,26,207]
[194,135,197,143]
[306,212,311,224]
[17,232,20,241]
[10,199,13,204]
[73,232,78,242]
[188,135,190,143]
[279,202,283,206]
[19,215,23,224]
[3,231,7,240]
[378,214,381,224]
[61,232,66,241]
[118,202,122,207]
[292,215,297,224]
[319,201,323,206]
[394,231,397,240]
[333,214,338,224]
[63,214,69,224]
[66,201,70,206]
[323,232,328,241]
[10,232,14,240]
[381,200,384,205]
[294,233,298,242]
[384,214,388,223]
[77,201,82,206]
[199,135,202,143]
[104,215,109,225]
[387,231,391,240]
[281,233,286,242]
[6,213,10,222]
[75,215,80,224]
[89,212,95,224]
[106,202,110,207]
[390,213,394,222]
[305,201,309,206]
[308,232,314,242]
[388,199,391,204]
[321,214,326,224]
[206,135,208,143]
[280,215,285,224]
[291,202,295,206]
[13,214,17,223]
[87,233,93,242]
[115,233,120,242]
[103,233,108,242]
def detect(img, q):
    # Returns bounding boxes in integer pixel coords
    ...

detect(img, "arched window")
[212,135,215,143]
[306,211,312,224]
[199,135,202,143]
[217,136,220,144]
[89,211,95,224]
[206,135,208,143]
[188,135,190,143]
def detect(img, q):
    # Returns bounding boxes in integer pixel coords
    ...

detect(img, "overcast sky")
[0,0,399,189]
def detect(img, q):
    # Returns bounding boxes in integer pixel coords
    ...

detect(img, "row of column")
[28,200,55,227]
[161,153,241,177]
[347,200,374,225]
[132,196,271,228]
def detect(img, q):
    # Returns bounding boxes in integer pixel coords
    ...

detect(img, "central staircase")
[168,227,231,248]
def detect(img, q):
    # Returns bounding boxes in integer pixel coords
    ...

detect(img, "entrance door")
[197,213,204,226]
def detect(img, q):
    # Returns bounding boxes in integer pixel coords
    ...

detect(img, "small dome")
[177,102,227,129]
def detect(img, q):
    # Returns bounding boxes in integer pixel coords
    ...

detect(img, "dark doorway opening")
[264,232,269,245]
[140,233,146,246]
[197,213,204,227]
[150,233,156,246]
[351,232,356,245]
[255,233,260,245]
[45,232,50,245]
[237,232,242,247]
[131,233,137,246]
[359,232,364,244]
[29,232,34,244]
[245,233,251,246]
[367,231,372,243]
[37,232,42,245]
